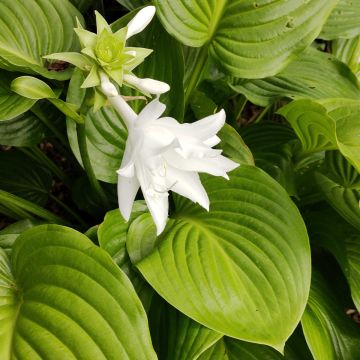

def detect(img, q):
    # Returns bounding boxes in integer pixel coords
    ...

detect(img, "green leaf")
[154,0,338,78]
[70,0,96,12]
[199,329,313,360]
[11,76,57,100]
[0,219,41,256]
[302,270,360,360]
[278,98,360,172]
[0,0,83,80]
[333,35,360,78]
[0,71,35,120]
[218,124,254,166]
[308,206,360,313]
[0,150,52,206]
[0,112,46,146]
[148,296,222,360]
[0,224,157,359]
[231,48,360,106]
[66,69,127,183]
[128,165,311,351]
[315,151,360,232]
[320,0,360,39]
[98,203,154,310]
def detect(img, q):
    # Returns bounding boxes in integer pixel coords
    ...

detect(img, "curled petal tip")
[124,74,170,95]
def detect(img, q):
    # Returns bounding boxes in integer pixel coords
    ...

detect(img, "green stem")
[0,203,34,220]
[184,45,209,108]
[20,147,72,188]
[0,190,67,224]
[255,104,272,124]
[49,194,88,229]
[76,123,110,210]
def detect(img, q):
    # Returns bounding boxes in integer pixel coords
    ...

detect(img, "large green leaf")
[315,152,360,232]
[148,296,222,360]
[278,98,360,173]
[115,0,149,10]
[302,270,360,360]
[320,0,360,39]
[154,0,337,78]
[0,71,35,120]
[231,48,360,106]
[0,150,52,206]
[98,203,154,310]
[0,0,82,80]
[333,35,360,78]
[127,165,311,350]
[0,224,157,359]
[70,0,95,11]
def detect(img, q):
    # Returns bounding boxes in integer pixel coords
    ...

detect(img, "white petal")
[117,174,140,221]
[165,150,239,178]
[124,74,170,95]
[166,167,209,210]
[117,134,142,177]
[141,126,179,157]
[137,164,169,235]
[188,109,226,140]
[126,6,156,39]
[203,135,221,147]
[136,98,167,126]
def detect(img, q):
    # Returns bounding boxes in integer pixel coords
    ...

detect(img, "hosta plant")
[0,0,360,359]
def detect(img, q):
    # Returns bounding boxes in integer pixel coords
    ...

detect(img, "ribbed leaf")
[154,0,337,78]
[0,150,52,206]
[98,203,154,310]
[320,0,360,39]
[128,165,311,351]
[70,0,95,12]
[0,224,157,359]
[315,151,360,232]
[0,71,35,121]
[0,0,82,80]
[231,48,360,106]
[198,340,227,360]
[278,98,360,173]
[115,0,149,11]
[148,296,222,360]
[333,35,360,78]
[302,270,360,360]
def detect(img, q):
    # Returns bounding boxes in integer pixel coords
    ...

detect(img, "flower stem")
[255,104,272,123]
[76,123,111,210]
[20,147,72,189]
[184,45,209,108]
[49,193,88,229]
[0,189,68,224]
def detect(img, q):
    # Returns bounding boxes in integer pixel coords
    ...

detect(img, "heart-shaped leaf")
[320,0,360,40]
[231,48,360,106]
[0,0,82,80]
[154,0,338,78]
[0,224,157,359]
[128,165,311,351]
[302,270,360,360]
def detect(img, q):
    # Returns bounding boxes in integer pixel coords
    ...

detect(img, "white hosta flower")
[117,99,239,235]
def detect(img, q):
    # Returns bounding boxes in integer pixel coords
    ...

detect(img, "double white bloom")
[101,76,238,235]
